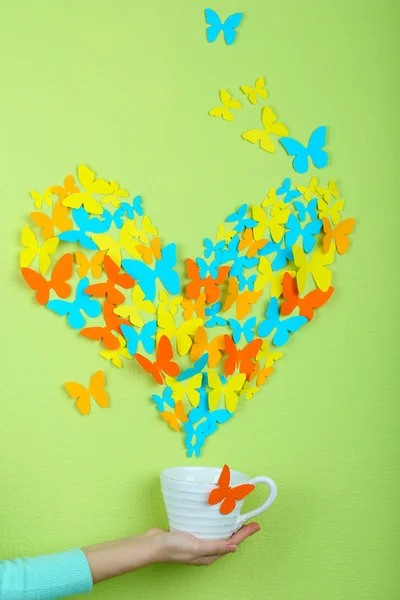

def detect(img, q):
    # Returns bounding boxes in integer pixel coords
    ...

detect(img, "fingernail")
[227,544,237,552]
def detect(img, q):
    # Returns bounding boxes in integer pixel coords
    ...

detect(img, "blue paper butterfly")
[258,240,293,271]
[221,235,259,276]
[203,238,225,261]
[122,243,180,301]
[285,214,322,254]
[176,353,209,382]
[226,204,257,233]
[280,126,328,174]
[196,257,220,280]
[229,316,256,343]
[204,8,243,46]
[113,196,143,229]
[238,273,256,291]
[276,178,301,203]
[58,207,111,249]
[46,277,101,329]
[258,297,307,346]
[152,386,175,412]
[120,320,157,355]
[293,198,318,222]
[205,302,227,328]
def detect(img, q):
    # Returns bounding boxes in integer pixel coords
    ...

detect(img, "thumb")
[198,539,237,557]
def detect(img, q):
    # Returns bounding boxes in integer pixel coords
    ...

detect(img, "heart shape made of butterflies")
[20,165,354,456]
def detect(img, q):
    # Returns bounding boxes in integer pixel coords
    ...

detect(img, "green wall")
[1,1,399,598]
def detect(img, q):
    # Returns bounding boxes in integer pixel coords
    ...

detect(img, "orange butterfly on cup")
[21,253,73,305]
[51,174,80,201]
[224,335,262,380]
[75,251,105,279]
[238,228,267,257]
[80,299,130,349]
[322,217,355,255]
[190,326,225,368]
[222,277,262,319]
[160,400,188,431]
[30,199,72,240]
[208,464,255,515]
[64,370,109,415]
[136,237,162,265]
[185,258,229,303]
[134,335,180,385]
[181,293,206,320]
[85,255,135,305]
[281,272,334,321]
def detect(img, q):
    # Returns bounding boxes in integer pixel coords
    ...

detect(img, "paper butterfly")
[281,273,334,321]
[152,386,174,411]
[208,464,254,515]
[31,199,72,240]
[205,302,228,328]
[59,207,111,250]
[209,90,242,121]
[75,251,105,279]
[229,316,256,344]
[99,335,132,368]
[208,372,246,412]
[134,335,180,385]
[114,285,156,327]
[204,8,243,45]
[166,374,203,407]
[20,227,59,275]
[293,198,318,222]
[226,204,257,233]
[21,253,73,306]
[85,256,134,305]
[80,299,130,349]
[156,309,202,356]
[120,320,157,355]
[276,178,301,203]
[224,335,262,379]
[322,217,355,255]
[293,244,335,293]
[62,165,112,215]
[285,214,322,253]
[258,296,307,346]
[123,243,180,301]
[280,126,328,174]
[47,276,101,329]
[190,326,224,368]
[65,370,108,415]
[242,106,289,153]
[30,187,53,209]
[160,400,188,431]
[241,77,268,105]
[52,175,80,201]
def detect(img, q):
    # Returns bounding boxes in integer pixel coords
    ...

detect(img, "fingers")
[197,539,237,558]
[229,522,260,546]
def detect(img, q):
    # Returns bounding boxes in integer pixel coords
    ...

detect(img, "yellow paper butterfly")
[62,164,112,215]
[241,76,268,105]
[100,180,129,207]
[91,221,141,266]
[262,188,286,216]
[254,257,296,297]
[127,215,158,244]
[293,244,335,293]
[317,198,344,226]
[252,205,290,242]
[240,380,259,401]
[296,176,319,201]
[75,250,105,278]
[316,180,339,201]
[216,224,236,244]
[99,335,132,368]
[159,291,183,317]
[209,90,242,121]
[256,340,283,367]
[156,310,202,356]
[242,106,289,153]
[114,286,156,327]
[30,187,53,209]
[20,226,59,275]
[207,370,246,412]
[165,374,203,408]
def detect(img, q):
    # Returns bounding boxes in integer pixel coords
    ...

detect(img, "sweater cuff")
[30,548,93,599]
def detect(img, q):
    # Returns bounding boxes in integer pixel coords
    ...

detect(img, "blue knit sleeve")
[0,548,93,599]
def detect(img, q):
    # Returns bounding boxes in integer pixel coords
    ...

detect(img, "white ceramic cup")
[160,466,277,540]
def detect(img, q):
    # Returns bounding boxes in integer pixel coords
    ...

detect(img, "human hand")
[146,523,260,566]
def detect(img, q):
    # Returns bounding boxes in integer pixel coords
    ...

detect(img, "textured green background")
[1,0,399,598]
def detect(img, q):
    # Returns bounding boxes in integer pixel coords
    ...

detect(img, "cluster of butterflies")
[209,76,328,175]
[20,164,354,456]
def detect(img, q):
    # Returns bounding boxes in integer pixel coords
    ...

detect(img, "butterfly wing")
[308,126,328,169]
[122,259,156,301]
[156,243,180,296]
[204,8,222,42]
[311,245,335,291]
[222,13,243,45]
[207,370,223,410]
[280,137,309,174]
[300,286,334,320]
[30,212,54,240]
[225,374,246,412]
[89,370,109,409]
[50,253,73,299]
[21,268,48,305]
[157,335,180,379]
[176,353,208,381]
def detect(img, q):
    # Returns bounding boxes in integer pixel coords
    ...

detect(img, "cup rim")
[160,466,249,486]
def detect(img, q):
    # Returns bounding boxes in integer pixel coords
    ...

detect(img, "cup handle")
[237,476,278,528]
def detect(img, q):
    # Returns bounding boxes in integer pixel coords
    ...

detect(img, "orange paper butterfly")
[136,237,162,265]
[134,335,180,385]
[224,335,262,380]
[281,272,334,321]
[222,277,262,320]
[30,199,72,240]
[181,293,206,320]
[80,299,130,349]
[208,465,255,515]
[64,370,109,415]
[322,217,355,255]
[190,326,225,368]
[85,255,135,305]
[238,228,268,257]
[75,251,105,279]
[160,400,188,431]
[249,362,274,386]
[52,175,80,201]
[185,258,230,303]
[21,253,73,305]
